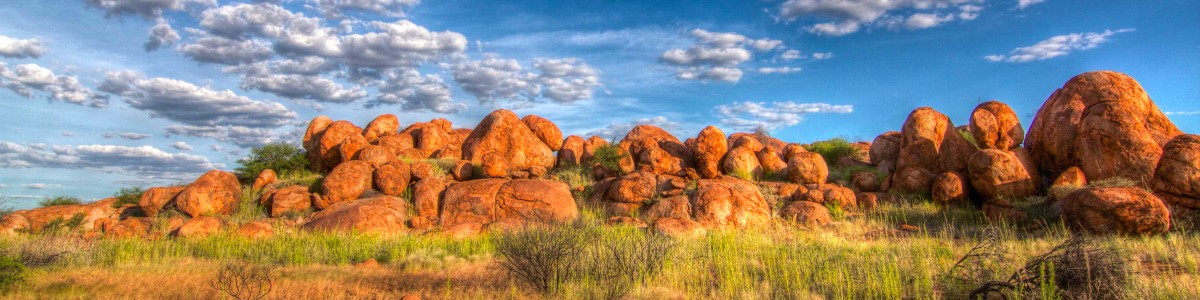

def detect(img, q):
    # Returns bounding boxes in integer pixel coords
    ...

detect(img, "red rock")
[481,152,509,178]
[175,170,241,217]
[373,134,414,155]
[462,110,555,171]
[410,161,440,181]
[1054,166,1088,187]
[235,220,273,239]
[620,125,693,175]
[1151,134,1200,203]
[105,217,154,239]
[302,196,410,233]
[896,107,976,175]
[1060,187,1170,235]
[652,217,705,237]
[396,148,428,160]
[312,120,365,171]
[581,136,609,165]
[139,186,185,218]
[412,178,450,229]
[557,135,586,167]
[890,166,934,194]
[450,160,475,181]
[757,148,788,175]
[5,198,119,233]
[252,169,277,191]
[967,149,1040,200]
[173,216,223,238]
[303,116,333,168]
[641,195,692,223]
[693,126,728,179]
[266,185,312,217]
[355,145,396,168]
[968,101,1024,150]
[729,132,785,154]
[691,178,771,228]
[722,146,762,179]
[855,192,879,211]
[373,161,411,197]
[869,131,901,171]
[401,120,454,153]
[336,134,370,166]
[430,145,461,160]
[439,179,579,230]
[781,201,832,227]
[787,152,828,185]
[607,171,657,205]
[521,115,564,150]
[851,172,880,192]
[1026,71,1182,185]
[819,184,857,210]
[931,171,969,205]
[319,160,373,209]
[362,114,399,142]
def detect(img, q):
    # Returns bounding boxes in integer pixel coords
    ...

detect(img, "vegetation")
[591,144,628,175]
[38,196,82,207]
[112,186,145,208]
[210,262,273,300]
[804,137,860,165]
[0,255,26,293]
[234,143,310,183]
[959,128,980,149]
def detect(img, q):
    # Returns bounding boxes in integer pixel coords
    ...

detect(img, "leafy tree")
[234,143,310,183]
[112,186,145,208]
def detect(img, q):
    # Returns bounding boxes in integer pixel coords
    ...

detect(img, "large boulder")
[1151,134,1200,205]
[619,125,693,175]
[373,161,411,196]
[967,149,1040,200]
[355,145,396,168]
[373,134,414,156]
[319,160,373,209]
[401,119,454,154]
[722,146,762,179]
[693,126,728,179]
[362,114,399,142]
[1026,71,1182,185]
[462,110,555,171]
[781,201,832,228]
[138,186,184,218]
[787,152,828,185]
[302,196,410,233]
[729,132,785,154]
[521,115,563,151]
[581,136,609,165]
[1060,187,1171,235]
[265,185,312,217]
[890,166,934,195]
[969,101,1024,150]
[931,171,968,205]
[173,216,223,238]
[302,116,333,166]
[870,131,902,167]
[412,178,450,229]
[251,169,277,191]
[607,171,657,206]
[439,179,579,230]
[757,148,788,175]
[175,170,241,217]
[690,178,771,228]
[311,120,366,171]
[896,107,976,176]
[336,134,371,165]
[557,135,586,167]
[5,198,119,232]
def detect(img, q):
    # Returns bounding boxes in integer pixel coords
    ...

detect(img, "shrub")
[0,256,26,293]
[959,129,980,149]
[828,164,882,187]
[592,144,628,175]
[39,196,81,207]
[588,232,675,298]
[40,213,87,235]
[729,168,756,181]
[969,236,1130,299]
[112,186,145,208]
[209,262,273,300]
[804,137,860,165]
[494,226,592,293]
[234,143,310,183]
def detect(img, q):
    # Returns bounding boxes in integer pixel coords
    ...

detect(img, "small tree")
[234,143,309,183]
[209,262,273,300]
[112,186,145,208]
[591,144,628,175]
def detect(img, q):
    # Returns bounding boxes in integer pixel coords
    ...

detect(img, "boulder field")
[1,71,1195,237]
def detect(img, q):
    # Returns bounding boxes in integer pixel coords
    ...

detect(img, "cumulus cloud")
[533,58,602,103]
[811,52,835,59]
[367,69,465,113]
[103,132,152,140]
[756,67,803,74]
[22,183,61,190]
[240,73,368,103]
[99,71,297,128]
[311,0,421,18]
[170,141,193,151]
[585,116,682,139]
[985,29,1134,63]
[177,31,275,65]
[166,125,291,148]
[451,54,602,104]
[0,63,105,107]
[660,29,785,83]
[778,0,983,36]
[0,35,45,58]
[715,101,854,131]
[85,0,215,19]
[0,140,221,177]
[1017,0,1045,9]
[144,19,181,51]
[780,50,803,60]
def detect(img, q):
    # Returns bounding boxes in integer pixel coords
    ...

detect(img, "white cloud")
[585,116,681,139]
[715,101,854,131]
[0,63,105,107]
[177,31,275,65]
[337,20,468,68]
[367,69,464,113]
[311,0,420,18]
[0,35,45,58]
[1165,111,1200,116]
[144,18,181,51]
[171,141,193,151]
[103,132,152,140]
[811,52,835,60]
[778,0,983,36]
[239,73,367,103]
[661,29,785,83]
[85,0,215,19]
[756,67,803,74]
[780,50,803,60]
[451,54,602,104]
[985,29,1134,63]
[167,125,291,148]
[1017,0,1045,9]
[0,140,221,177]
[533,58,601,103]
[100,71,297,128]
[22,183,61,190]
[61,131,75,137]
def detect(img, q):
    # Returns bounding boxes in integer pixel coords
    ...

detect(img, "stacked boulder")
[1150,134,1200,227]
[462,109,558,178]
[964,101,1041,217]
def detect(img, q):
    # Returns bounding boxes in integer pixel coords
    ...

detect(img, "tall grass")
[38,196,82,207]
[804,137,860,165]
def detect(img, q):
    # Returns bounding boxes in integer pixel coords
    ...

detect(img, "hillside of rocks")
[1,70,1196,238]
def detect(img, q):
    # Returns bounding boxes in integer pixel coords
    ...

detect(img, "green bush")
[112,186,145,208]
[0,256,27,293]
[38,196,81,207]
[592,144,628,175]
[234,143,310,183]
[804,137,860,165]
[959,129,980,149]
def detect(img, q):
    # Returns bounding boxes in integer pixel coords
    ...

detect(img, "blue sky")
[0,0,1197,209]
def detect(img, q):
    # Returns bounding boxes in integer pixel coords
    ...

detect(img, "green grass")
[804,137,860,166]
[111,187,144,208]
[828,164,883,187]
[38,196,82,207]
[592,144,628,175]
[959,128,980,149]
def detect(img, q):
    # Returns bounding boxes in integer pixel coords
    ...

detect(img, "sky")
[0,0,1197,209]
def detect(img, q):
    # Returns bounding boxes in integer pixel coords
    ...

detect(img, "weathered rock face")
[481,153,509,178]
[1151,134,1200,205]
[354,145,395,168]
[311,120,366,171]
[620,125,693,175]
[303,196,410,233]
[851,172,881,192]
[781,201,832,228]
[265,185,312,217]
[1060,187,1171,235]
[896,107,976,177]
[336,134,371,165]
[173,216,223,238]
[558,135,586,167]
[637,145,683,175]
[652,217,705,237]
[931,172,969,205]
[303,116,333,165]
[787,152,828,185]
[236,220,273,239]
[890,166,934,194]
[693,126,728,179]
[374,134,415,155]
[969,101,1024,150]
[1026,71,1182,185]
[412,178,450,229]
[462,110,555,171]
[582,136,609,165]
[402,119,454,154]
[450,160,475,181]
[729,132,785,154]
[175,170,241,217]
[439,179,579,230]
[757,148,788,175]
[607,171,657,205]
[139,186,185,218]
[373,161,411,197]
[6,198,118,233]
[362,114,399,142]
[690,178,771,228]
[722,146,762,179]
[641,195,692,223]
[967,149,1040,200]
[522,115,564,151]
[870,131,902,169]
[319,160,374,209]
[1054,166,1088,187]
[252,169,277,191]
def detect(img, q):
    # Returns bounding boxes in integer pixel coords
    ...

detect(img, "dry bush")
[10,235,89,267]
[940,227,1012,298]
[209,262,273,300]
[589,233,676,299]
[494,226,592,293]
[970,236,1131,299]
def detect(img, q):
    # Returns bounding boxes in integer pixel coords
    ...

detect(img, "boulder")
[693,126,728,179]
[336,134,371,165]
[175,170,241,217]
[362,114,399,142]
[319,160,373,209]
[1026,71,1182,185]
[620,125,693,175]
[430,145,461,160]
[462,110,555,171]
[870,131,901,170]
[557,135,586,167]
[266,185,312,217]
[607,171,657,204]
[855,192,880,211]
[781,201,832,227]
[103,217,153,239]
[782,143,807,161]
[252,169,277,191]
[450,160,475,181]
[896,107,976,175]
[931,172,969,205]
[311,120,365,171]
[373,161,411,197]
[722,146,762,179]
[355,145,395,168]
[1054,166,1088,187]
[481,153,509,178]
[173,216,223,238]
[890,166,934,194]
[851,172,880,192]
[636,145,683,175]
[302,116,333,167]
[521,115,563,150]
[581,136,609,166]
[651,217,705,237]
[1151,134,1200,203]
[235,220,273,239]
[410,161,439,181]
[1060,187,1171,235]
[373,134,415,155]
[729,132,785,154]
[302,196,410,233]
[787,152,828,185]
[401,120,454,153]
[690,178,771,228]
[641,195,692,223]
[439,179,579,230]
[804,184,857,210]
[8,198,119,233]
[412,178,450,229]
[757,148,788,175]
[138,186,185,218]
[967,149,1040,200]
[969,101,1024,150]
